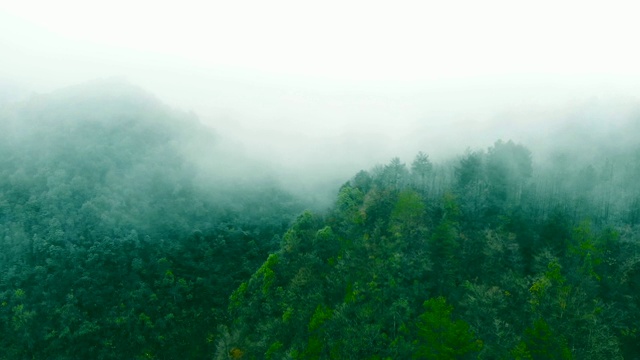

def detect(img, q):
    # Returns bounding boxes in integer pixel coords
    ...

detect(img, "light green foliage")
[304,305,333,360]
[282,306,294,323]
[282,210,318,253]
[138,313,153,328]
[257,253,280,295]
[391,189,425,235]
[265,341,283,360]
[413,297,482,359]
[529,260,567,312]
[570,221,603,280]
[308,304,332,332]
[336,185,365,225]
[313,226,340,261]
[229,282,248,312]
[442,192,461,220]
[11,304,35,330]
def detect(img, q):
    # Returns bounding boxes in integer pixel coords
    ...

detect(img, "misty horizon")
[3,76,639,192]
[3,3,640,358]
[3,2,640,182]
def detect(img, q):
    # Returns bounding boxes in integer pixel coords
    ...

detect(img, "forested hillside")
[222,140,640,359]
[2,82,640,359]
[0,81,305,359]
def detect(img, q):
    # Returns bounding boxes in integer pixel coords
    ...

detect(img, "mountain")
[222,137,640,359]
[2,80,640,359]
[0,80,305,359]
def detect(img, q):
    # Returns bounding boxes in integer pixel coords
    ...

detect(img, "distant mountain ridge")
[0,79,303,241]
[0,80,306,359]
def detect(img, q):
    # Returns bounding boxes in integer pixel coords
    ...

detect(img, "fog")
[3,1,640,190]
[6,4,640,357]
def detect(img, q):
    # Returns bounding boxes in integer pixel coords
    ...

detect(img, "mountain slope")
[222,138,640,359]
[0,80,305,359]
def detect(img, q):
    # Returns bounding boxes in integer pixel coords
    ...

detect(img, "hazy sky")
[2,1,640,174]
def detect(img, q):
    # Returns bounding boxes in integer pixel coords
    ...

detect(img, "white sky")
[2,1,640,174]
[3,1,640,80]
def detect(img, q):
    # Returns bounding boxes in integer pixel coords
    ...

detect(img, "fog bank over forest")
[4,77,640,359]
[6,3,640,358]
[3,2,640,191]
[183,72,640,167]
[3,74,640,198]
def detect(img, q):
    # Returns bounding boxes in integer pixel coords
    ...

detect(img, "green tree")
[428,194,460,295]
[411,152,433,195]
[514,319,572,360]
[413,297,482,359]
[391,189,426,238]
[378,157,409,190]
[485,140,532,210]
[454,151,486,222]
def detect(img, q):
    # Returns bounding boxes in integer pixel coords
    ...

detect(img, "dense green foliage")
[223,139,640,359]
[2,82,640,359]
[0,82,304,359]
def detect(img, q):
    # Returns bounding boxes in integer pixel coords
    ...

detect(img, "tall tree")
[411,152,433,195]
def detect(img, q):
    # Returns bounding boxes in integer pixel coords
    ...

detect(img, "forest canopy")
[1,81,640,359]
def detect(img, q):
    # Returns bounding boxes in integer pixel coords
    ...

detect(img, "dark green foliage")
[515,319,572,360]
[2,83,640,359]
[0,82,305,359]
[428,195,461,296]
[222,134,640,359]
[540,208,572,257]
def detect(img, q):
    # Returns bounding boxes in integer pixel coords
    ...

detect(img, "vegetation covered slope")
[0,81,305,359]
[223,139,640,359]
[2,81,640,359]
